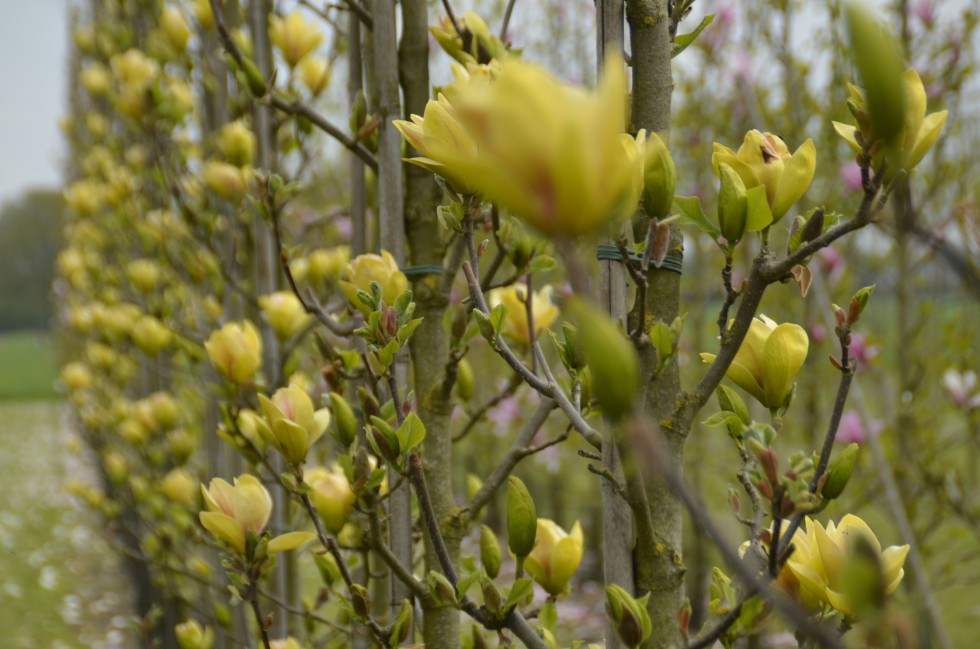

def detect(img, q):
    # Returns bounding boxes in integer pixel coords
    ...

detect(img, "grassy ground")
[0,330,59,400]
[0,401,131,648]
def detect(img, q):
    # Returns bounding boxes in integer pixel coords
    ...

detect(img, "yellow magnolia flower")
[200,474,272,554]
[161,6,191,53]
[393,94,480,195]
[217,120,256,168]
[127,259,161,292]
[786,516,909,619]
[80,64,111,97]
[525,519,584,596]
[833,68,947,173]
[61,362,94,391]
[162,469,196,504]
[192,0,215,30]
[298,57,331,96]
[131,315,173,356]
[712,130,816,223]
[259,292,311,341]
[430,11,508,66]
[204,321,263,384]
[203,161,248,202]
[110,48,160,91]
[305,247,350,284]
[257,385,330,464]
[488,284,559,345]
[396,56,642,237]
[340,250,408,309]
[269,11,323,67]
[700,315,808,410]
[306,465,357,534]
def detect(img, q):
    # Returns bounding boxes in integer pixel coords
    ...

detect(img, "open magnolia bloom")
[256,385,330,465]
[712,130,816,223]
[395,56,644,237]
[787,516,909,619]
[269,11,323,67]
[701,315,808,410]
[200,475,313,555]
[833,68,947,174]
[487,284,559,345]
[525,519,584,597]
[340,250,408,310]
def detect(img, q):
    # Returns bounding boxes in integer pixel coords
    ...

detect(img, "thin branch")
[467,398,556,514]
[453,374,522,442]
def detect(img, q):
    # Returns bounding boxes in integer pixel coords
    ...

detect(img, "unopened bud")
[823,443,860,500]
[506,476,537,558]
[480,525,502,579]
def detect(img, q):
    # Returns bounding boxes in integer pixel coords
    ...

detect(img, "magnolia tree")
[55,0,955,648]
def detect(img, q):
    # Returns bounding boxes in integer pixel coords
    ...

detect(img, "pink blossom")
[810,323,827,344]
[942,369,980,410]
[836,410,883,445]
[817,247,845,283]
[912,0,936,27]
[848,332,878,367]
[839,162,864,194]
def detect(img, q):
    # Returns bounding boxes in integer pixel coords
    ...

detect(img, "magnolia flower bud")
[217,120,256,168]
[823,443,860,501]
[340,250,408,310]
[506,476,537,558]
[306,465,356,534]
[257,386,330,465]
[480,524,502,578]
[327,392,357,448]
[526,519,584,596]
[640,130,676,219]
[162,468,196,504]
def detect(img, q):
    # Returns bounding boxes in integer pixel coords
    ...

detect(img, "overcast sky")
[0,0,67,207]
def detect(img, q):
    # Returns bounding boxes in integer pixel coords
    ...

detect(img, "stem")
[249,586,273,649]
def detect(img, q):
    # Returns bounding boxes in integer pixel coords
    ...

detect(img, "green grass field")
[0,331,59,400]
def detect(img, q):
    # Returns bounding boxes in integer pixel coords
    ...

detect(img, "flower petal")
[760,323,809,409]
[268,531,317,553]
[200,512,246,554]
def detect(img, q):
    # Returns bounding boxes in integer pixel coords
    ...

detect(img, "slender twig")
[499,0,518,39]
[297,491,389,641]
[407,454,549,649]
[625,417,847,649]
[717,257,739,339]
[467,398,556,514]
[778,334,854,561]
[453,374,522,442]
[208,0,378,171]
[248,587,273,649]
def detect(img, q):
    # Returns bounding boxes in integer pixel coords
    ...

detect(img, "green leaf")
[701,411,742,428]
[378,338,400,369]
[397,317,424,343]
[673,195,721,238]
[456,570,481,598]
[672,13,716,58]
[473,309,497,344]
[395,412,426,452]
[504,577,534,610]
[717,385,751,425]
[490,303,507,333]
[527,255,557,274]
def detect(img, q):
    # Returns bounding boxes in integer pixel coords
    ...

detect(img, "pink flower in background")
[840,162,863,194]
[942,369,980,410]
[912,0,936,27]
[848,332,878,367]
[704,2,735,52]
[837,411,883,445]
[488,392,524,432]
[810,323,827,344]
[817,247,845,283]
[926,83,943,101]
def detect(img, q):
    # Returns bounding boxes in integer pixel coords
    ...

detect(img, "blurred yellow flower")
[833,68,947,174]
[204,321,263,384]
[306,465,356,534]
[488,284,559,345]
[269,12,323,67]
[259,291,311,341]
[395,56,642,237]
